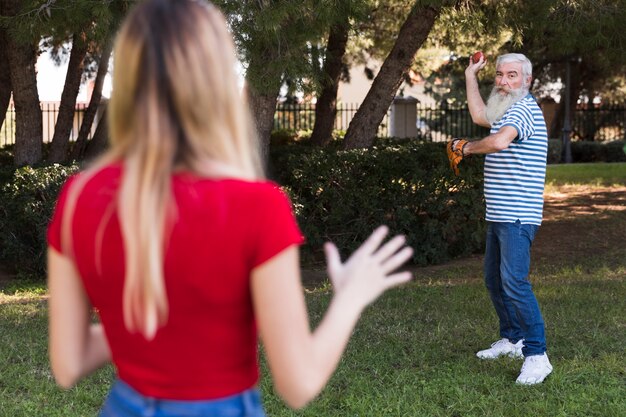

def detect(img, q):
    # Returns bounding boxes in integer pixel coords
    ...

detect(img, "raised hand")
[324,226,413,308]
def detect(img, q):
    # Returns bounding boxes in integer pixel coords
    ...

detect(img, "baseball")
[472,51,485,64]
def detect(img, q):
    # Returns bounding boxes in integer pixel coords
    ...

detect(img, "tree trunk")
[71,41,113,161]
[245,45,283,164]
[47,33,88,163]
[551,63,583,143]
[82,105,109,161]
[0,28,12,131]
[310,20,350,147]
[6,57,41,166]
[342,4,441,149]
[4,0,42,166]
[247,87,280,164]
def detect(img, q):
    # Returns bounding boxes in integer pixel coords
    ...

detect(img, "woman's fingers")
[372,235,407,263]
[381,246,414,275]
[353,225,389,258]
[382,271,413,290]
[324,242,341,277]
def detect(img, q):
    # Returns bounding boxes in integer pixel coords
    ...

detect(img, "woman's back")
[48,164,303,400]
[47,2,413,414]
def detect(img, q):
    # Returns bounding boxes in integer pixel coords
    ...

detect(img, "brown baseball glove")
[446,139,468,176]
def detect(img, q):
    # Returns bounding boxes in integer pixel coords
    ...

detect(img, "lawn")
[546,161,626,187]
[1,163,625,416]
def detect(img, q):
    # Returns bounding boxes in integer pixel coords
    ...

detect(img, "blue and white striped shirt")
[484,94,548,225]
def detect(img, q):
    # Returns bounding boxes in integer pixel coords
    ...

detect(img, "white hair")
[496,53,533,80]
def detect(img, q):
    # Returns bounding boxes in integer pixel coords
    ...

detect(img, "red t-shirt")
[47,164,304,400]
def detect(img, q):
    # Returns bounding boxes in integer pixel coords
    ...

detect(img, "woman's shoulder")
[65,162,122,195]
[197,177,289,205]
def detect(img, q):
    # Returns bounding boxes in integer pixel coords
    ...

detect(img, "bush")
[548,139,626,164]
[0,163,79,277]
[270,129,313,146]
[270,140,486,266]
[547,139,562,164]
[571,140,626,163]
[0,141,486,277]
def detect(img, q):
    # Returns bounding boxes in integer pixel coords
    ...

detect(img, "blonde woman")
[47,0,413,415]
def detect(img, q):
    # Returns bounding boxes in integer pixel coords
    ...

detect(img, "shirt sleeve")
[500,101,536,142]
[250,183,305,268]
[47,175,77,254]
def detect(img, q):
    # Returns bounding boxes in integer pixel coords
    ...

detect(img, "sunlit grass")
[260,259,626,416]
[546,162,626,187]
[2,247,624,416]
[1,172,625,416]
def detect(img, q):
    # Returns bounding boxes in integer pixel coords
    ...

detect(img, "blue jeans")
[99,379,266,417]
[484,221,546,356]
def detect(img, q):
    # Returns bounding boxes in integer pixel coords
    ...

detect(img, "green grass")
[1,178,625,416]
[546,162,626,186]
[258,264,626,417]
[2,254,625,416]
[0,301,114,416]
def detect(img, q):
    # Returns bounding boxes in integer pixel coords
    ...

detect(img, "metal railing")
[3,102,626,147]
[273,102,391,136]
[572,104,626,142]
[1,102,90,147]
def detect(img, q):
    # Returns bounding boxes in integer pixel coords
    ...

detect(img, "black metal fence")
[1,102,90,147]
[273,102,389,135]
[272,102,626,142]
[572,104,626,142]
[413,103,491,142]
[3,102,626,147]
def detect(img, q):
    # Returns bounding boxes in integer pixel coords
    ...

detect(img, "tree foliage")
[2,0,626,166]
[0,0,129,165]
[417,0,626,104]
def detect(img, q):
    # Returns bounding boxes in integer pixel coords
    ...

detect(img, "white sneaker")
[516,353,553,385]
[476,338,524,359]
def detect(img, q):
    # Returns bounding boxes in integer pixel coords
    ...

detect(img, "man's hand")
[446,139,469,176]
[465,55,487,78]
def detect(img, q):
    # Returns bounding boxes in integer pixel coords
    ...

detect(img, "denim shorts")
[99,379,267,417]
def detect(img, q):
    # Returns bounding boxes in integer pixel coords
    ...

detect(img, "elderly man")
[448,53,552,385]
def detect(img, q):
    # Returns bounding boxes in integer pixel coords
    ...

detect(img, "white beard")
[485,86,528,125]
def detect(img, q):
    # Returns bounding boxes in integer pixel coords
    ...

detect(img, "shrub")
[548,139,626,163]
[0,141,486,277]
[270,141,486,266]
[0,164,79,277]
[547,139,562,164]
[571,140,626,163]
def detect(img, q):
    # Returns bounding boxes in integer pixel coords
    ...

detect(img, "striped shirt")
[484,93,548,225]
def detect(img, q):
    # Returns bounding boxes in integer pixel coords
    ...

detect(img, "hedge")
[269,140,486,266]
[0,141,485,278]
[0,164,80,277]
[547,139,626,163]
[5,137,622,278]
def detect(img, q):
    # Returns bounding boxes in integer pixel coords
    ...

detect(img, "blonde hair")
[63,0,262,339]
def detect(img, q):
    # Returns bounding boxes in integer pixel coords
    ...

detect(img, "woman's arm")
[48,248,111,389]
[251,227,413,409]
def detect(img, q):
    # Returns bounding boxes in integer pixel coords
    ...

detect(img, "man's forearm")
[465,72,489,127]
[464,129,516,155]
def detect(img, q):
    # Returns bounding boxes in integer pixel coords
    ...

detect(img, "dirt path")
[534,185,626,265]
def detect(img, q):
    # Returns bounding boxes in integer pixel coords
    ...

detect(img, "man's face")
[484,61,531,125]
[494,62,529,95]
